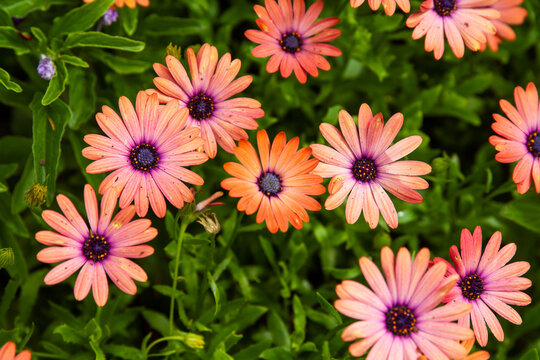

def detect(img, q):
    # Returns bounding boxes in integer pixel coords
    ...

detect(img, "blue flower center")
[83,234,109,262]
[527,132,540,157]
[434,0,456,16]
[280,32,302,53]
[188,92,214,121]
[352,158,377,182]
[258,172,282,197]
[385,305,417,337]
[459,273,484,300]
[130,143,159,172]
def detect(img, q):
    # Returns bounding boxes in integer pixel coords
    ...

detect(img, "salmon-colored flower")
[406,0,500,59]
[433,226,531,346]
[311,105,431,229]
[481,0,527,51]
[83,91,208,218]
[147,44,264,158]
[418,338,490,359]
[350,0,410,16]
[83,0,149,8]
[489,83,540,194]
[335,247,474,359]
[245,0,342,84]
[36,185,157,307]
[221,129,325,233]
[0,342,31,360]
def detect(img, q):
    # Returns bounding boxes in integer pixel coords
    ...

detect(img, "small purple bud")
[37,55,55,81]
[12,17,25,26]
[102,9,119,26]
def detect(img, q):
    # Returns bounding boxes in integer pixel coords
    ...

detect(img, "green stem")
[168,219,189,335]
[142,335,187,359]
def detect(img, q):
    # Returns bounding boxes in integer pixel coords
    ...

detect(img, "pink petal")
[74,261,94,301]
[37,247,81,263]
[92,263,109,306]
[42,210,85,242]
[345,183,364,224]
[359,257,392,307]
[43,257,86,285]
[103,260,137,295]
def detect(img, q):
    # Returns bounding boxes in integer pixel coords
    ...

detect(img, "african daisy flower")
[311,105,431,228]
[406,0,499,60]
[83,91,208,218]
[489,83,540,194]
[0,342,30,360]
[221,129,325,233]
[244,0,342,84]
[146,44,264,158]
[335,247,474,359]
[83,0,149,8]
[481,0,527,51]
[418,338,490,360]
[350,0,410,16]
[433,226,531,346]
[36,185,157,307]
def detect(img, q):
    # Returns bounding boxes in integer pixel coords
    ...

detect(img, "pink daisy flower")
[36,185,157,307]
[489,83,540,194]
[310,104,431,229]
[244,0,342,84]
[481,0,527,51]
[83,91,209,218]
[433,226,532,346]
[0,342,31,360]
[335,247,474,359]
[350,0,411,16]
[406,0,500,60]
[146,44,264,159]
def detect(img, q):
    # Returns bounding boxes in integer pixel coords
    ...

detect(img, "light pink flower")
[433,226,531,346]
[335,247,474,359]
[36,185,157,307]
[481,0,527,51]
[83,91,209,218]
[147,44,264,158]
[489,83,540,194]
[350,0,411,16]
[311,104,431,229]
[0,342,31,360]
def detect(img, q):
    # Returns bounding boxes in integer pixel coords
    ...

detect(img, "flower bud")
[197,212,220,234]
[0,248,14,269]
[166,43,182,60]
[25,183,47,207]
[37,55,55,80]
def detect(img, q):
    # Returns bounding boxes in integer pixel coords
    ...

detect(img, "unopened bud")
[166,43,182,60]
[184,333,205,349]
[102,9,118,26]
[0,248,14,269]
[432,157,450,173]
[25,183,47,207]
[195,191,223,212]
[197,212,220,234]
[37,55,55,80]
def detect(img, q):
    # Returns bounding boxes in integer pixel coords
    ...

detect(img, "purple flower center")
[188,93,214,121]
[434,0,457,16]
[130,143,159,172]
[527,132,540,157]
[280,32,302,53]
[102,9,119,26]
[385,305,417,337]
[258,172,282,197]
[459,273,484,300]
[83,234,110,262]
[352,158,377,182]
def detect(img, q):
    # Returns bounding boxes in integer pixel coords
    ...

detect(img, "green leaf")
[60,54,89,68]
[0,26,30,55]
[103,344,142,360]
[0,193,30,239]
[17,269,47,324]
[30,26,47,47]
[11,156,33,214]
[42,60,68,106]
[260,347,293,360]
[522,349,540,360]
[234,340,272,360]
[291,295,306,347]
[501,196,540,233]
[142,309,170,336]
[92,50,150,74]
[68,67,96,129]
[0,67,22,92]
[1,0,67,17]
[63,31,145,52]
[139,14,204,36]
[316,292,342,324]
[207,272,221,316]
[119,6,138,36]
[0,8,10,26]
[53,324,86,344]
[268,311,290,348]
[48,0,115,38]
[30,95,71,205]
[0,164,18,181]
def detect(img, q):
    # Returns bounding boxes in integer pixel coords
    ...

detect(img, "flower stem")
[168,218,189,335]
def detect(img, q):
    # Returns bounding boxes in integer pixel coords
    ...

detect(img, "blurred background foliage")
[0,0,540,358]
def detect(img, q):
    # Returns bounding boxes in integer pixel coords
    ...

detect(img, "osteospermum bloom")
[406,0,499,60]
[221,129,325,233]
[433,226,531,346]
[147,44,264,158]
[245,0,342,84]
[0,342,31,360]
[83,91,208,218]
[350,0,410,16]
[311,105,431,228]
[36,185,157,307]
[335,247,474,359]
[418,338,490,360]
[83,0,149,8]
[481,0,527,51]
[489,83,540,194]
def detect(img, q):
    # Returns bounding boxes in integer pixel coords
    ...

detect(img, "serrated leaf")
[63,31,144,52]
[48,0,115,38]
[53,324,86,344]
[42,60,68,105]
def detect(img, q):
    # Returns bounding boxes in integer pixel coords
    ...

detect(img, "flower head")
[481,0,527,51]
[221,129,325,233]
[0,342,31,360]
[335,247,474,359]
[406,0,500,59]
[489,83,540,194]
[146,44,264,159]
[433,226,531,346]
[102,9,119,26]
[36,185,157,307]
[245,0,342,84]
[83,0,149,8]
[350,0,411,16]
[311,105,431,228]
[83,91,208,218]
[37,55,55,80]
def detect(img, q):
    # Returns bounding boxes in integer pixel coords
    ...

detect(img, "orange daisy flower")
[481,0,527,51]
[418,338,490,360]
[350,0,411,16]
[221,129,325,233]
[84,0,149,8]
